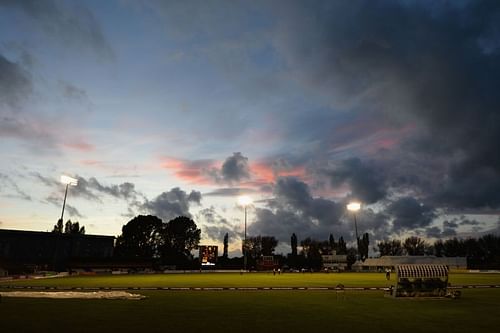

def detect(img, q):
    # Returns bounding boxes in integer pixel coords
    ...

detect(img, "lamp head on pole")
[60,175,78,186]
[347,202,361,212]
[238,195,253,207]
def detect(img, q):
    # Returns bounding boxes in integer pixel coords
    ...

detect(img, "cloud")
[138,187,201,222]
[325,158,386,203]
[0,0,114,59]
[58,80,93,108]
[35,173,142,204]
[0,172,32,201]
[76,177,141,201]
[249,177,357,244]
[269,0,500,209]
[45,194,84,219]
[0,54,33,108]
[197,206,238,242]
[162,153,252,186]
[203,187,256,197]
[388,197,436,232]
[160,157,217,185]
[218,152,251,184]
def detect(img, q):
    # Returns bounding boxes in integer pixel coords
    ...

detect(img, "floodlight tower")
[238,195,253,272]
[347,201,361,261]
[60,175,78,223]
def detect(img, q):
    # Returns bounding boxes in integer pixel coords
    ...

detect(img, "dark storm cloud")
[269,0,500,209]
[250,177,360,244]
[220,152,250,184]
[206,152,251,185]
[0,54,32,108]
[460,218,482,226]
[0,0,114,59]
[138,187,201,222]
[443,221,458,229]
[388,197,436,232]
[325,158,386,204]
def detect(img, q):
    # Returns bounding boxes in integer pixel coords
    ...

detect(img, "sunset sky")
[1,0,499,256]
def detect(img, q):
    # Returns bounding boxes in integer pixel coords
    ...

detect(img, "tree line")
[56,215,500,269]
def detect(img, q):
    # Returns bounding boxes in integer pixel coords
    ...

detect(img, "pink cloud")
[250,161,307,185]
[63,141,95,152]
[160,157,217,185]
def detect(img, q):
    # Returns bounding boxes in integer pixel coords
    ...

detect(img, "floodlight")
[60,175,78,186]
[238,195,253,206]
[347,202,361,212]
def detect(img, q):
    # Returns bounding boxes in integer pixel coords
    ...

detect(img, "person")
[273,268,276,276]
[386,268,391,280]
[278,268,281,275]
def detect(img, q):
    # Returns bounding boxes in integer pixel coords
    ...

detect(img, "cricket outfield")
[1,272,499,333]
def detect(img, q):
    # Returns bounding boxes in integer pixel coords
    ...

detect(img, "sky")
[1,0,499,256]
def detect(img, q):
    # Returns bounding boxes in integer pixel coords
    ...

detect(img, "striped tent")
[397,264,449,279]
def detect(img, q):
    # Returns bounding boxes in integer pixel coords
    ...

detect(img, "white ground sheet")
[0,291,146,300]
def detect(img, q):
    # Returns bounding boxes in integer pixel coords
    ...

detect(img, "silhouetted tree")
[434,239,445,257]
[329,234,335,253]
[52,219,64,233]
[346,247,358,269]
[291,233,298,256]
[115,215,201,267]
[114,215,163,258]
[52,219,85,234]
[337,236,347,255]
[261,236,278,256]
[359,233,369,260]
[300,237,321,269]
[403,236,428,255]
[223,233,229,258]
[64,220,85,234]
[377,239,404,256]
[159,216,201,264]
[245,235,278,260]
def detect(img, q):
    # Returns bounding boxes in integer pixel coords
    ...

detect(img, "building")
[322,254,348,271]
[352,255,467,272]
[0,229,114,273]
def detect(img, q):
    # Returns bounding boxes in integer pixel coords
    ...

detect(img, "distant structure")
[352,256,467,272]
[0,228,114,274]
[322,252,348,271]
[256,255,278,271]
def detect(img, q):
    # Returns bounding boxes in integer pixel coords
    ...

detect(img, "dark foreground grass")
[1,289,500,333]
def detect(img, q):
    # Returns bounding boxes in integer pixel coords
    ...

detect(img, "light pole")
[347,202,361,261]
[238,195,252,272]
[60,175,78,223]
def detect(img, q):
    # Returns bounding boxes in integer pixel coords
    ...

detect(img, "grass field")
[1,271,500,288]
[1,272,500,333]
